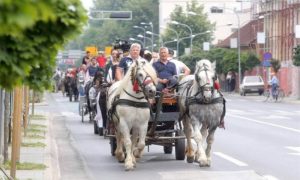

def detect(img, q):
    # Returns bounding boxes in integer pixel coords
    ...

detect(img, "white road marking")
[285,146,300,156]
[213,152,248,167]
[263,115,290,120]
[61,111,77,117]
[229,114,300,134]
[55,98,69,102]
[262,175,279,180]
[273,110,295,116]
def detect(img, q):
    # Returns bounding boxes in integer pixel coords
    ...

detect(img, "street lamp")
[146,31,164,47]
[129,38,144,47]
[170,20,193,53]
[195,7,241,87]
[163,39,177,46]
[137,34,153,46]
[178,30,211,54]
[141,22,153,52]
[133,26,146,45]
[160,26,179,56]
[191,30,211,41]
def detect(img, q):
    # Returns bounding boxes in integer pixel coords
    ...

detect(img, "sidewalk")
[6,107,55,179]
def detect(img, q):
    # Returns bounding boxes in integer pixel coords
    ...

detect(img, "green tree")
[293,45,300,66]
[67,0,159,50]
[0,0,87,90]
[162,0,213,56]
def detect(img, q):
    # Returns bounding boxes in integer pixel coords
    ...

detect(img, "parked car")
[240,76,264,96]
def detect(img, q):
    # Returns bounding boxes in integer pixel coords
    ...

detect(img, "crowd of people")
[75,44,192,93]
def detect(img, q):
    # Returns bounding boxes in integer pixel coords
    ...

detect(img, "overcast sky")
[81,0,93,11]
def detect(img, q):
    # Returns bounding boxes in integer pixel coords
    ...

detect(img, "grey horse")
[177,59,224,167]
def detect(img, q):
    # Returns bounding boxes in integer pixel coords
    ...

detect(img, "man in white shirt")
[168,49,190,76]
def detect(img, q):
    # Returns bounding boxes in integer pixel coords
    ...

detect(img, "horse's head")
[132,59,157,99]
[194,60,216,102]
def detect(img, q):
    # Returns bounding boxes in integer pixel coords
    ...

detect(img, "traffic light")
[89,11,132,20]
[109,12,131,19]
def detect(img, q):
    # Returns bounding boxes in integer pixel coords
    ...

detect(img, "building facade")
[159,0,251,44]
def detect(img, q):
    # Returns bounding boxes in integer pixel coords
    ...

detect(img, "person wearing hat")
[152,47,177,92]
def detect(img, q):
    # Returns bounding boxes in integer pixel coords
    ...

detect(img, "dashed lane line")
[213,152,248,167]
[228,114,300,134]
[285,146,300,156]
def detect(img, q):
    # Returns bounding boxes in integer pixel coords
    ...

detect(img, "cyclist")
[269,73,279,99]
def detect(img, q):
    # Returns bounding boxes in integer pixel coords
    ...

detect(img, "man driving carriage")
[152,47,178,92]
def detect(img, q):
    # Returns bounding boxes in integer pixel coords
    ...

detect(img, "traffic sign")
[263,52,272,60]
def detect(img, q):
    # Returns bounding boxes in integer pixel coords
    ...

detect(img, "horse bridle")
[194,64,216,98]
[127,61,155,100]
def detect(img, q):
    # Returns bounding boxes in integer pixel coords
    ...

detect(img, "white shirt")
[170,59,186,75]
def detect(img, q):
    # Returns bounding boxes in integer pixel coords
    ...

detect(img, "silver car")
[240,76,265,96]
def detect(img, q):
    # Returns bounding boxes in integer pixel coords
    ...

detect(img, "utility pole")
[10,87,23,179]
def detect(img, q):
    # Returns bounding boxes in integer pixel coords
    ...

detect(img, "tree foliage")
[66,0,159,50]
[0,0,87,90]
[162,0,214,56]
[293,45,300,66]
[180,48,260,75]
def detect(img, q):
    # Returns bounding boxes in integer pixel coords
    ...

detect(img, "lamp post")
[137,34,153,47]
[141,22,153,52]
[170,20,193,53]
[146,31,163,47]
[133,26,146,46]
[191,30,211,41]
[163,39,177,47]
[129,38,144,47]
[178,30,211,54]
[160,26,179,56]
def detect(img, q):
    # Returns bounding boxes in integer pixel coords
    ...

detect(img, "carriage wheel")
[93,120,99,134]
[98,127,104,136]
[163,146,173,154]
[175,131,185,160]
[110,137,117,156]
[163,132,173,154]
[81,106,84,123]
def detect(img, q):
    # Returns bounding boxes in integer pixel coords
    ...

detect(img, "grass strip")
[28,124,47,129]
[25,134,45,139]
[1,161,47,170]
[21,142,46,148]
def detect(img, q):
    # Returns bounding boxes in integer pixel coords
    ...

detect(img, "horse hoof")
[199,159,208,167]
[186,156,194,163]
[125,164,134,171]
[133,150,141,158]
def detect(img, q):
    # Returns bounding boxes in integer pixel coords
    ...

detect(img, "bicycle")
[263,85,285,102]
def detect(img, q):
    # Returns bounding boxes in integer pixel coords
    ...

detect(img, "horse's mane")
[195,59,215,73]
[115,58,157,96]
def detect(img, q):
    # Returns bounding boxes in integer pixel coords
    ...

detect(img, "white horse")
[107,58,157,171]
[177,59,224,167]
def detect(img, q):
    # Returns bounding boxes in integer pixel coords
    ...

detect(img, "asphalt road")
[39,92,300,180]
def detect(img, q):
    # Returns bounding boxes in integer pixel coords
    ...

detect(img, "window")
[210,7,223,13]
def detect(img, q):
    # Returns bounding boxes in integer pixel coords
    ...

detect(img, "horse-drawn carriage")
[94,58,225,171]
[106,91,186,161]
